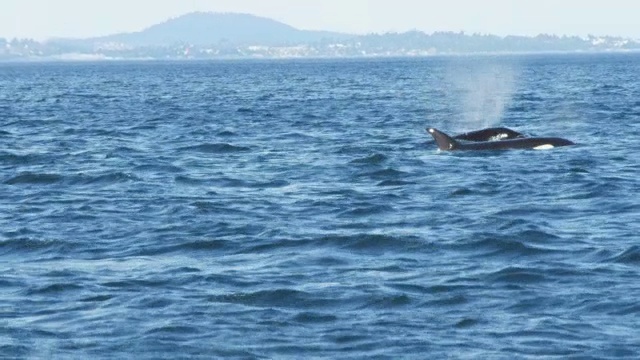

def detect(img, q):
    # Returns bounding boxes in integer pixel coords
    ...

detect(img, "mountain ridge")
[89,12,352,46]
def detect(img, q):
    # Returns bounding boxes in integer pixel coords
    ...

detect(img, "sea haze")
[1,54,639,358]
[5,12,640,60]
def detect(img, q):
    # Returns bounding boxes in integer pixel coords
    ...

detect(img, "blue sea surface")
[1,54,639,358]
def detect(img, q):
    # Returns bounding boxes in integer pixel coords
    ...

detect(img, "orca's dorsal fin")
[427,128,459,150]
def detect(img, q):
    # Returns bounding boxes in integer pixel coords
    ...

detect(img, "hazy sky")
[2,0,640,40]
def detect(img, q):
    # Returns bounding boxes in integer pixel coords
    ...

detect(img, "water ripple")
[176,142,251,153]
[1,55,639,359]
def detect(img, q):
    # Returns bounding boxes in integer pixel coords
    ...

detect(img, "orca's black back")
[453,127,524,142]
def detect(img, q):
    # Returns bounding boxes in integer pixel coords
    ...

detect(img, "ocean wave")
[24,282,84,296]
[350,153,388,165]
[134,164,184,173]
[607,245,640,265]
[360,167,408,180]
[0,151,50,166]
[217,130,237,137]
[485,266,548,284]
[145,325,201,335]
[376,179,415,186]
[73,172,141,185]
[338,203,394,217]
[455,234,557,258]
[0,237,71,255]
[177,143,250,153]
[292,312,338,324]
[208,289,331,309]
[4,172,63,185]
[136,239,231,256]
[322,233,426,254]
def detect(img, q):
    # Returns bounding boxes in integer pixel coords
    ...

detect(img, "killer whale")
[427,128,574,151]
[453,127,524,142]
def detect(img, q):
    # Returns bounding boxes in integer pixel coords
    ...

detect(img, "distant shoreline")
[2,13,639,62]
[2,49,639,64]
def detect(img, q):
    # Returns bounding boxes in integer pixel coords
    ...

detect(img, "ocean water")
[1,54,639,359]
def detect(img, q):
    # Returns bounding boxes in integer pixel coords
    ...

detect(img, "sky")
[2,0,640,41]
